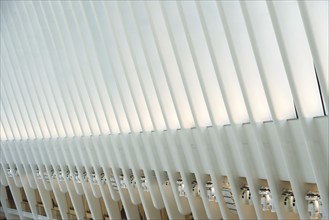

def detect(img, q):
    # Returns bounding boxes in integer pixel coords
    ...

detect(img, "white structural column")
[298,1,328,113]
[239,2,311,219]
[267,2,328,219]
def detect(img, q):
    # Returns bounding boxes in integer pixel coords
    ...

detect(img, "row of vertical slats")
[0,1,328,220]
[0,117,328,219]
[1,1,327,140]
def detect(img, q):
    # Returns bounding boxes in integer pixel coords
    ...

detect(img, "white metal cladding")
[0,1,328,220]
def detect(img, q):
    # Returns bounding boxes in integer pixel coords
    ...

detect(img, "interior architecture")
[0,1,328,219]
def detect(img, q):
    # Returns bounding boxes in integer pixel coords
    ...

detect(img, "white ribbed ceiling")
[1,1,328,140]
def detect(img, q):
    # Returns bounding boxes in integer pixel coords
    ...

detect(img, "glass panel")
[219,1,272,122]
[198,1,249,124]
[270,1,324,118]
[242,1,296,120]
